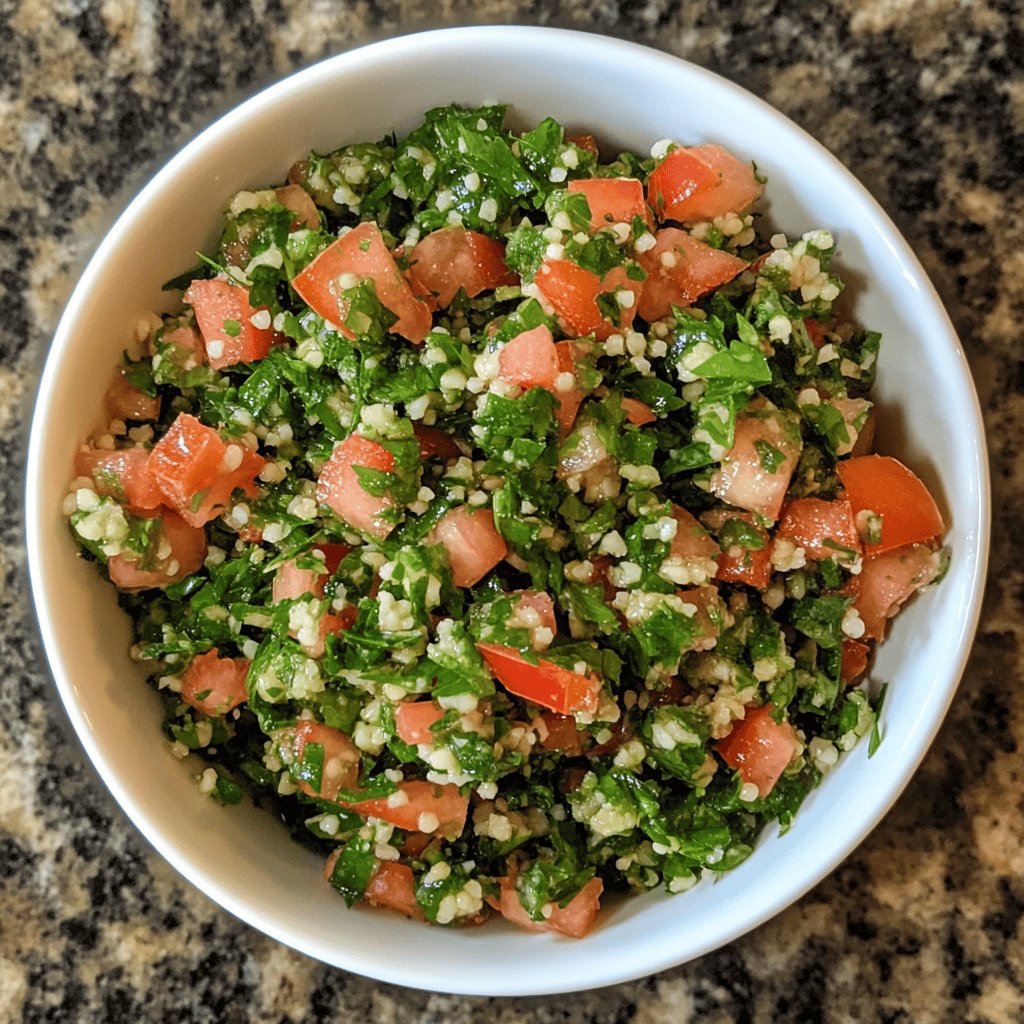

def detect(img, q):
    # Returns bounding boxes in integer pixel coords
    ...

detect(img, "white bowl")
[26,26,989,996]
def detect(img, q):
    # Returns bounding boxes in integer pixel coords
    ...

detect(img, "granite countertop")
[3,1,1021,1021]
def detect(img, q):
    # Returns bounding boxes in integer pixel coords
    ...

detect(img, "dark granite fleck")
[2,1,1022,1022]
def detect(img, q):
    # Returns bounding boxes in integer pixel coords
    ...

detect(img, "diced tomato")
[273,557,327,603]
[429,506,507,588]
[828,396,874,457]
[636,228,746,323]
[567,177,649,231]
[775,498,861,562]
[836,455,945,556]
[709,403,802,522]
[148,413,264,527]
[535,260,636,341]
[272,542,352,603]
[344,781,469,839]
[509,590,558,637]
[183,278,275,370]
[620,397,656,426]
[552,340,587,435]
[676,585,727,651]
[537,712,584,753]
[299,606,358,661]
[407,227,517,308]
[703,509,773,591]
[180,649,250,716]
[840,638,871,684]
[108,511,207,590]
[394,700,445,745]
[566,132,599,157]
[647,143,762,224]
[160,323,207,370]
[105,370,160,421]
[852,543,943,642]
[400,831,434,859]
[716,705,798,797]
[318,543,352,575]
[476,643,601,716]
[494,875,603,939]
[291,222,432,343]
[364,861,425,920]
[292,720,362,802]
[557,420,611,478]
[717,544,773,590]
[413,424,461,462]
[669,504,720,562]
[584,719,631,759]
[274,183,320,230]
[498,324,560,391]
[316,433,397,539]
[75,446,164,515]
[647,147,720,223]
[850,405,877,458]
[804,318,827,350]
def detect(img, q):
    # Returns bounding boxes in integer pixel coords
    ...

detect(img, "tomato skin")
[535,260,636,341]
[364,861,425,920]
[836,455,945,555]
[494,875,603,939]
[75,446,164,515]
[394,700,445,745]
[344,780,469,839]
[108,511,207,590]
[851,542,942,641]
[476,643,600,716]
[291,222,432,343]
[567,177,648,231]
[183,278,275,370]
[274,183,320,230]
[408,227,517,307]
[648,144,762,223]
[776,498,862,561]
[291,721,362,802]
[105,370,160,421]
[316,434,396,539]
[620,397,656,426]
[709,404,802,522]
[180,649,250,716]
[429,506,507,588]
[716,705,797,797]
[148,413,264,527]
[498,324,560,391]
[636,228,746,322]
[840,638,871,683]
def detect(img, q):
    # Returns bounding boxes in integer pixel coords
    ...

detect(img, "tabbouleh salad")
[65,104,948,937]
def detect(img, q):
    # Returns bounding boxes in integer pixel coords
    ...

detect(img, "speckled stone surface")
[2,1,1022,1021]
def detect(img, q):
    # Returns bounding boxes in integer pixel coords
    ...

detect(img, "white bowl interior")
[26,26,989,996]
